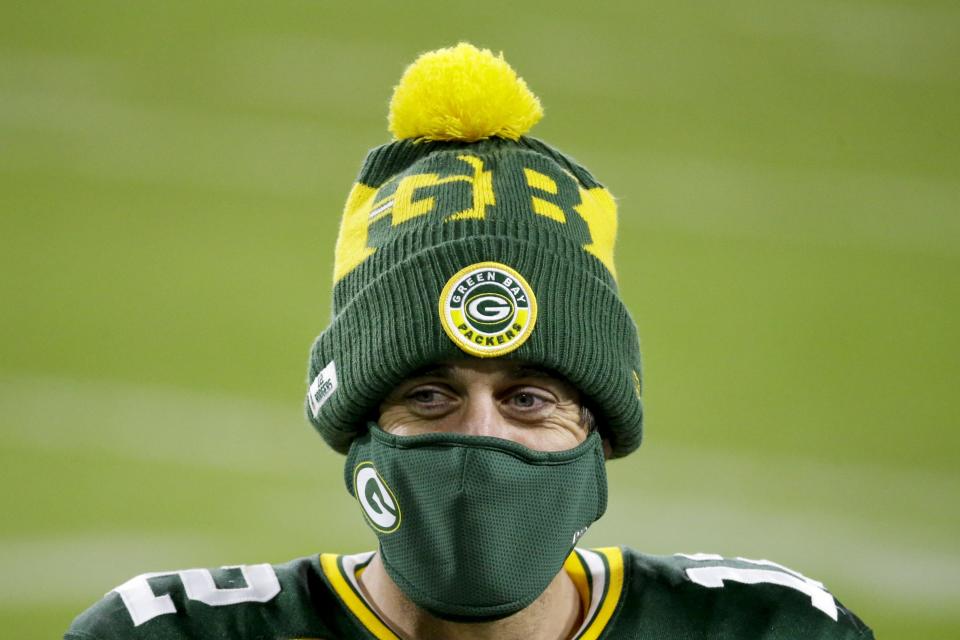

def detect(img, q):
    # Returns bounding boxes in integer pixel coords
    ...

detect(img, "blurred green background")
[2,1,957,637]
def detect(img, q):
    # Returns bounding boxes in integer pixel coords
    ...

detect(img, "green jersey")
[65,547,873,639]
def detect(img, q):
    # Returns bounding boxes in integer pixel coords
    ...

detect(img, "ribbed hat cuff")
[306,236,643,458]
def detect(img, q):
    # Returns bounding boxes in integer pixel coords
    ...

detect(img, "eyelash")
[406,387,448,405]
[404,387,552,410]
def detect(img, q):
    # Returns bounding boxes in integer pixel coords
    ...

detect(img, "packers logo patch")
[439,262,537,357]
[354,462,401,534]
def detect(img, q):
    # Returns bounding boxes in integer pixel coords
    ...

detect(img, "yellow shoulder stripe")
[586,546,625,639]
[573,546,625,640]
[564,550,592,617]
[319,553,400,640]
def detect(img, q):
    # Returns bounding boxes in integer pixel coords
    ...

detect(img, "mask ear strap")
[593,436,609,520]
[344,431,374,496]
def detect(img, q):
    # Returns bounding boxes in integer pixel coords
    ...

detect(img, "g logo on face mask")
[353,462,401,533]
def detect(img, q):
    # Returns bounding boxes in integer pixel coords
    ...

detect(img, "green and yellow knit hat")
[306,43,643,458]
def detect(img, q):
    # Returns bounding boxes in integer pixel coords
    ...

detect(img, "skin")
[357,359,599,640]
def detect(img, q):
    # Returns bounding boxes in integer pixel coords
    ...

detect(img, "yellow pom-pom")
[388,43,543,142]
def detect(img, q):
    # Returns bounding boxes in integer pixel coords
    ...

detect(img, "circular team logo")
[439,262,538,357]
[353,462,401,533]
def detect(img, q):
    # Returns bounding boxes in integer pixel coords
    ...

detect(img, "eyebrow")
[405,364,454,379]
[507,365,564,381]
[405,363,567,382]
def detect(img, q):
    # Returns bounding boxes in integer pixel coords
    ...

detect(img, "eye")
[408,388,443,404]
[504,387,554,414]
[402,384,457,417]
[512,392,540,408]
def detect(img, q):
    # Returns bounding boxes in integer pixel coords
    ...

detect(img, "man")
[66,43,874,639]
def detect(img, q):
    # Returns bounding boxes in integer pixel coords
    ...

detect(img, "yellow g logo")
[439,262,538,357]
[354,462,401,534]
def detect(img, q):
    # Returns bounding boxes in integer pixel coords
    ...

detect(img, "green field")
[1,1,958,637]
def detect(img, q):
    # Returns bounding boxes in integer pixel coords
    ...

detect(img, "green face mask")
[344,424,607,621]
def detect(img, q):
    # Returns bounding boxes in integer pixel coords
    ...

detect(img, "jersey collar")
[319,547,624,640]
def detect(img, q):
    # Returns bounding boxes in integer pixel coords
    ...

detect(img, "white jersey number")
[681,553,838,621]
[111,564,281,626]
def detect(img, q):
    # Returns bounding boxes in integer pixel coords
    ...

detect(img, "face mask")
[344,423,607,621]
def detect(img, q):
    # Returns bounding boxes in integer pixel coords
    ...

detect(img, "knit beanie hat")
[306,43,643,458]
